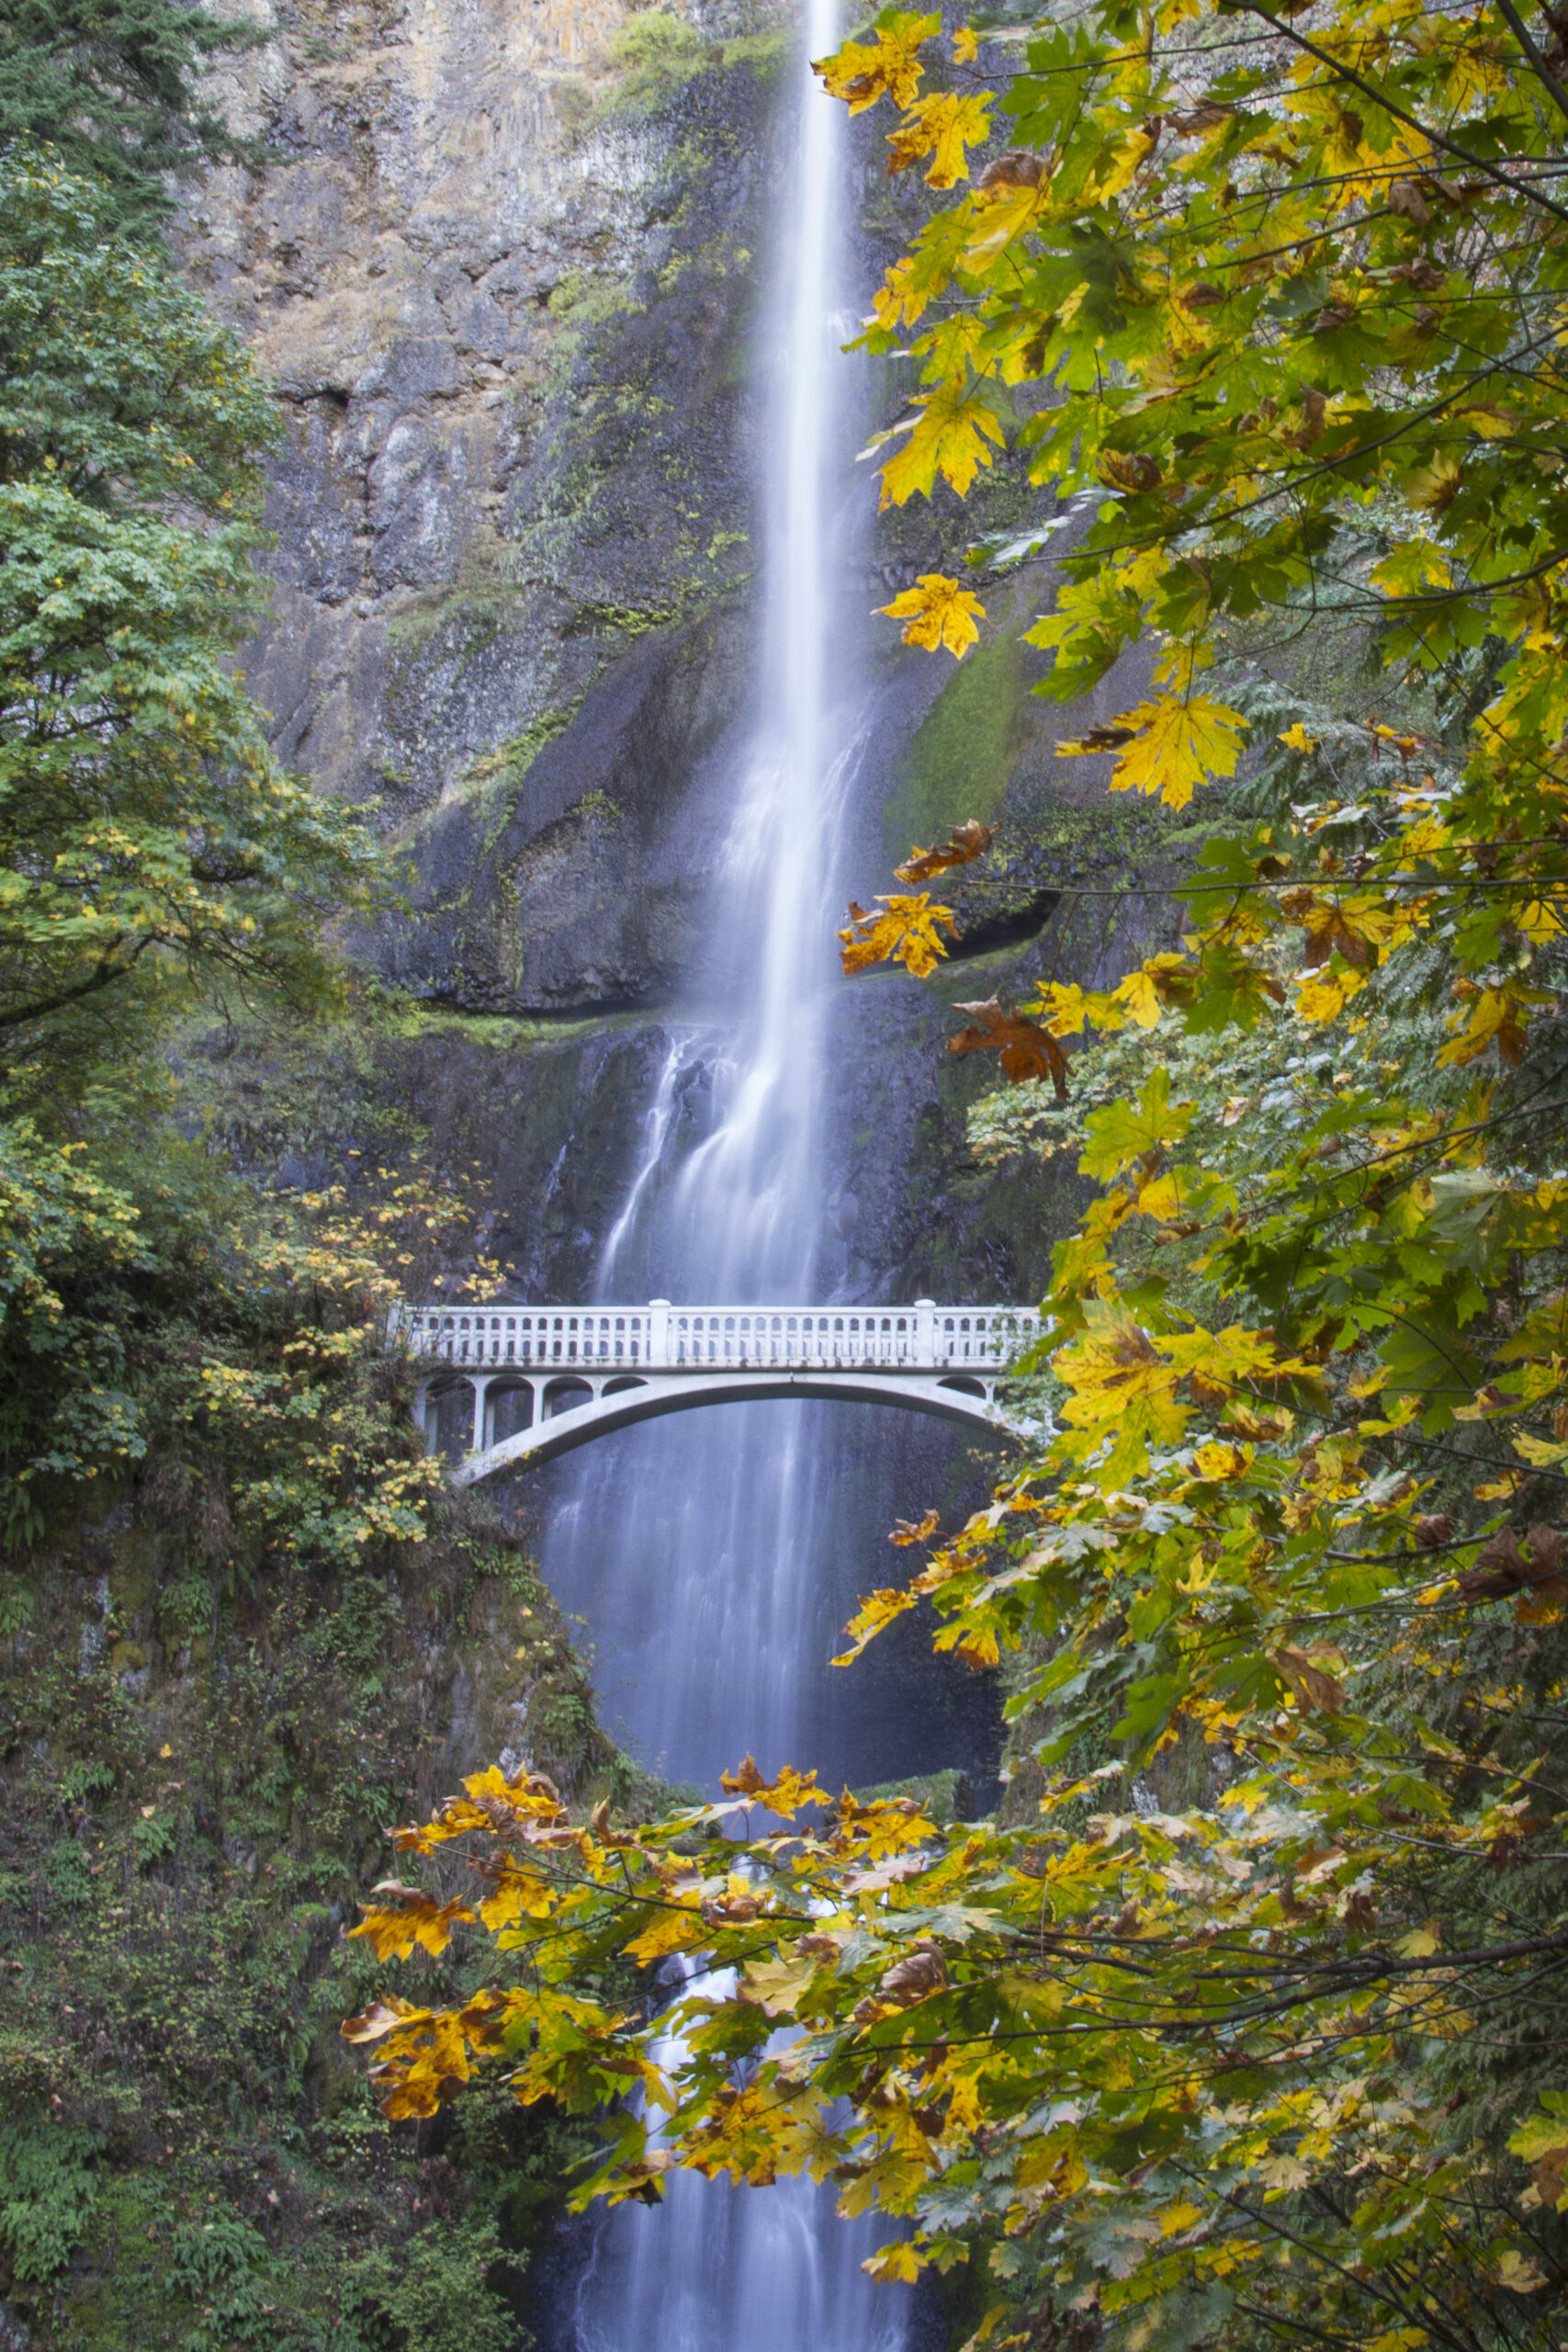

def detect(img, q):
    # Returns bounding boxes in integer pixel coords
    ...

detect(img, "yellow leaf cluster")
[813,12,939,112]
[348,1889,476,1962]
[839,892,957,977]
[886,91,993,187]
[878,382,1007,509]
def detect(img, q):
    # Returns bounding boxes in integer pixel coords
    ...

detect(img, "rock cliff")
[181,0,1173,1301]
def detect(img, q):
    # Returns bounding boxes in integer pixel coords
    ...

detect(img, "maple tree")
[342,2,1568,2347]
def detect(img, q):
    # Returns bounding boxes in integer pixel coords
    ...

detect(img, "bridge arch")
[444,1367,1019,1487]
[399,1299,1044,1476]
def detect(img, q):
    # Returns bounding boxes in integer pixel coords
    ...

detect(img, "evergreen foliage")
[0,0,262,233]
[0,153,379,1064]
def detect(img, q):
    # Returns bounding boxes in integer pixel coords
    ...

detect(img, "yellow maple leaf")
[1438,985,1536,1069]
[1128,695,1250,808]
[1159,2198,1205,2237]
[375,2011,474,2120]
[814,12,940,112]
[886,91,993,187]
[739,1951,821,2018]
[1518,898,1564,943]
[1054,1304,1185,1435]
[839,893,958,978]
[864,2241,927,2283]
[946,2068,987,2131]
[1059,694,1247,810]
[1034,980,1127,1036]
[871,257,930,331]
[1192,1441,1248,1480]
[1084,121,1157,201]
[624,1903,709,1964]
[876,572,986,658]
[348,1892,475,1962]
[963,179,1050,271]
[1112,952,1198,1029]
[933,1620,1001,1668]
[879,382,1008,509]
[1135,1172,1183,1220]
[1296,967,1359,1023]
[952,23,978,60]
[1279,721,1318,752]
[1115,973,1163,1029]
[477,1871,556,1933]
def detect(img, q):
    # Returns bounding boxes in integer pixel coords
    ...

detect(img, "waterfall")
[537,5,917,2345]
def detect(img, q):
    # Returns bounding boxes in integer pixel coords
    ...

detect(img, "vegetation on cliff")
[0,84,647,2352]
[340,6,1568,2352]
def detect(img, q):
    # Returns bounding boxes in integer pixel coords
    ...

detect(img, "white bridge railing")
[391,1299,1040,1375]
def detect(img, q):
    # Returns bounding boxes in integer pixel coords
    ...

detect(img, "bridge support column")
[470,1376,495,1457]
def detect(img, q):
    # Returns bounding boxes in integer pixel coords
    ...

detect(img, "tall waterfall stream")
[536,7,919,2345]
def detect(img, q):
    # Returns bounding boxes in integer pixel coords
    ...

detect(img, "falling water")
[537,3,917,2345]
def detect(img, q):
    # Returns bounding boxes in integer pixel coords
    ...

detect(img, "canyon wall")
[181,0,1174,1306]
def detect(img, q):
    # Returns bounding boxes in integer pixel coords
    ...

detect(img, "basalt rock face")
[185,0,1174,1297]
[184,0,787,1016]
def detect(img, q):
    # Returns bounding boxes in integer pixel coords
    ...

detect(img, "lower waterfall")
[536,2,920,2342]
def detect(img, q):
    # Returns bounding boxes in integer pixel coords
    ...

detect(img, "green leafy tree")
[338,5,1568,2351]
[0,149,395,1525]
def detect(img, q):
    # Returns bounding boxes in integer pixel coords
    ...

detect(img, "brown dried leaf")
[879,1939,950,2002]
[1169,102,1234,133]
[1100,449,1166,490]
[948,996,1070,1096]
[1272,1645,1347,1714]
[894,820,995,884]
[891,1508,940,1547]
[1055,723,1138,754]
[1455,1528,1566,1600]
[977,147,1044,189]
[341,1994,432,2045]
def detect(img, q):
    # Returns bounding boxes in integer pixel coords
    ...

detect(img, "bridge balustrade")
[389,1300,1040,1374]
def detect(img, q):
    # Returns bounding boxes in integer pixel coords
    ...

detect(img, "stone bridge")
[391,1301,1043,1485]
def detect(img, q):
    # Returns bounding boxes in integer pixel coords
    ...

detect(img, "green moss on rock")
[883,620,1029,865]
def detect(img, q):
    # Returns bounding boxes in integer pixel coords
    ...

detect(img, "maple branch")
[1199,2179,1482,2352]
[1384,1427,1568,1489]
[1493,0,1568,124]
[0,935,150,1038]
[1235,0,1568,226]
[1049,318,1568,568]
